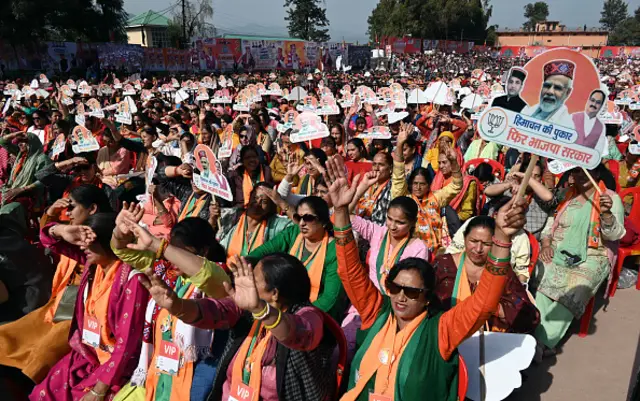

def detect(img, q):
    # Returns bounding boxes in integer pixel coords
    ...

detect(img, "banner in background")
[346,45,371,69]
[193,38,241,71]
[284,41,306,70]
[97,44,144,72]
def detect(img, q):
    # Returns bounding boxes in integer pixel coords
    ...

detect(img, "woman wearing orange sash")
[249,196,346,321]
[391,127,463,254]
[323,154,526,401]
[434,216,540,334]
[228,146,273,207]
[111,211,230,401]
[294,148,327,196]
[0,185,112,383]
[30,213,149,401]
[217,183,291,264]
[134,253,341,401]
[350,152,393,226]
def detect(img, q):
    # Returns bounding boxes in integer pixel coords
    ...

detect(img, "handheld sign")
[218,125,234,159]
[290,112,330,143]
[233,90,251,111]
[478,49,604,170]
[71,126,99,153]
[75,104,86,127]
[115,100,132,125]
[145,156,157,196]
[316,97,340,116]
[359,126,392,140]
[86,98,104,118]
[113,78,123,89]
[192,144,233,201]
[51,134,67,158]
[196,87,210,101]
[277,110,299,133]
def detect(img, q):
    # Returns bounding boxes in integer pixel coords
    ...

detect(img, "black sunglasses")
[385,280,425,301]
[293,213,318,223]
[239,134,248,139]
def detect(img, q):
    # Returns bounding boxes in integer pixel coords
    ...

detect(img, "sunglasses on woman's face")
[385,280,425,301]
[293,213,318,223]
[239,134,248,139]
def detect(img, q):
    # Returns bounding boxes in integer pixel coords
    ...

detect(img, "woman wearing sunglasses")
[434,216,540,334]
[0,185,112,383]
[248,196,346,321]
[228,145,273,208]
[324,155,527,401]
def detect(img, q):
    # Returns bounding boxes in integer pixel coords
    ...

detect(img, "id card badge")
[229,383,254,401]
[82,316,101,348]
[369,394,392,401]
[156,340,181,375]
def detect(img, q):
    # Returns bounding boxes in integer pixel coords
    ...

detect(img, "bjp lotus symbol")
[487,113,505,134]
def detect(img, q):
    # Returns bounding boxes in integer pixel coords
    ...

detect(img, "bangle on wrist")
[155,238,169,260]
[492,236,513,248]
[252,302,270,320]
[89,389,107,397]
[264,308,283,330]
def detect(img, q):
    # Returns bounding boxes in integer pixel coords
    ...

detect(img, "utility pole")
[182,0,187,47]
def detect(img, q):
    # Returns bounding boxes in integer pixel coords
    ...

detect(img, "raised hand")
[127,223,157,253]
[47,198,71,217]
[285,153,303,178]
[138,269,179,311]
[55,225,96,247]
[115,201,144,237]
[494,196,527,240]
[209,201,221,221]
[224,256,262,313]
[324,155,360,209]
[600,193,613,215]
[359,170,379,190]
[177,163,193,178]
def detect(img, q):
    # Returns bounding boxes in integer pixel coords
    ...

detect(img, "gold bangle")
[264,308,282,330]
[251,302,269,320]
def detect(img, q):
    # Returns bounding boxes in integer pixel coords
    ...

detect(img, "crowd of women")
[0,63,637,401]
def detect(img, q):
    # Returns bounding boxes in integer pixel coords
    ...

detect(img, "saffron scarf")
[178,193,207,221]
[451,253,472,307]
[231,320,273,400]
[412,193,442,253]
[289,232,329,302]
[44,255,80,324]
[83,262,121,364]
[341,311,427,400]
[554,181,607,249]
[144,279,197,401]
[242,168,265,207]
[227,212,267,264]
[376,232,409,295]
[355,179,390,218]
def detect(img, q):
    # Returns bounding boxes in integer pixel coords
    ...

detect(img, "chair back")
[459,355,469,401]
[526,230,540,277]
[464,158,505,181]
[620,187,640,223]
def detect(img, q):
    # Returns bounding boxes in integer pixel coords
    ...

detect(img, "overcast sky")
[124,0,640,43]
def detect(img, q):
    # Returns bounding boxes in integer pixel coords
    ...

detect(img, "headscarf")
[5,133,51,190]
[229,125,256,167]
[430,131,456,168]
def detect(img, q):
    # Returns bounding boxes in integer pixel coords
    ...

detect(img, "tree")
[600,0,629,31]
[609,17,640,45]
[367,0,493,43]
[171,0,215,48]
[635,4,640,21]
[284,0,330,42]
[523,2,549,31]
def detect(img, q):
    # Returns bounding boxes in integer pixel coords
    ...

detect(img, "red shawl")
[432,172,481,212]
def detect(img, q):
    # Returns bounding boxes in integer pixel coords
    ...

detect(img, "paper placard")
[51,134,67,158]
[297,96,318,112]
[316,97,340,116]
[113,78,122,89]
[218,126,234,159]
[175,89,189,104]
[122,84,136,96]
[276,110,299,133]
[630,144,640,155]
[478,107,600,169]
[86,98,104,118]
[265,83,283,96]
[145,156,157,196]
[66,79,77,90]
[232,90,251,111]
[71,125,100,153]
[193,144,233,201]
[77,81,91,95]
[196,87,210,101]
[290,112,330,143]
[358,126,392,140]
[115,100,132,125]
[75,104,86,127]
[547,160,577,174]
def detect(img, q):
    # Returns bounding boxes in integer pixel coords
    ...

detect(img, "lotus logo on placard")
[480,108,508,138]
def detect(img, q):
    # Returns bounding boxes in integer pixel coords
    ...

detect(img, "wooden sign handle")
[515,154,539,199]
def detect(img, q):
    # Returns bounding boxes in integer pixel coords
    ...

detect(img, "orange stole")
[289,233,329,302]
[44,256,80,324]
[144,285,197,401]
[355,180,389,218]
[242,169,265,206]
[231,320,273,401]
[84,262,120,364]
[412,193,442,252]
[341,311,427,400]
[227,213,267,264]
